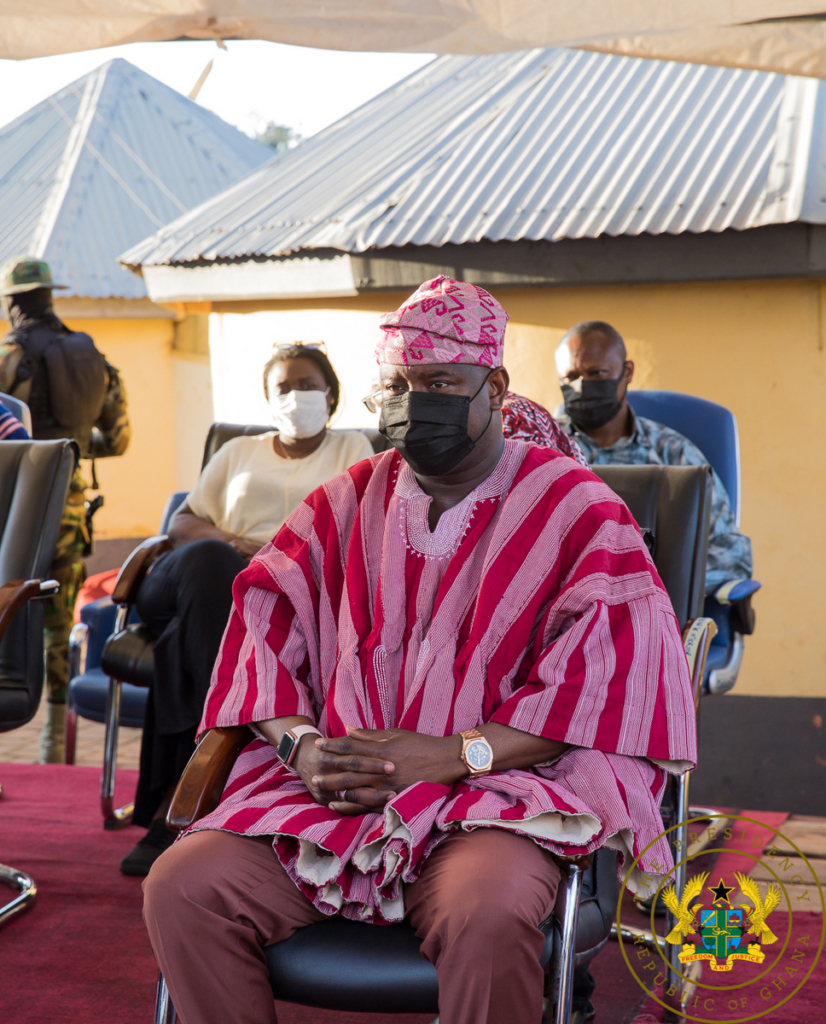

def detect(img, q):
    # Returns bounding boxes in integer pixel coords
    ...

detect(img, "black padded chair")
[0,438,76,926]
[592,465,710,630]
[94,425,390,828]
[153,462,716,1024]
[202,422,391,468]
[594,465,718,1017]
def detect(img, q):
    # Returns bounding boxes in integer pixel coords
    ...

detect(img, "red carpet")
[1,765,822,1024]
[0,764,431,1024]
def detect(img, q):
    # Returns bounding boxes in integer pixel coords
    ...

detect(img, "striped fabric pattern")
[0,401,28,439]
[194,441,696,921]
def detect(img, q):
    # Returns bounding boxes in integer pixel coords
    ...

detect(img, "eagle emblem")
[661,871,708,944]
[734,872,782,944]
[662,874,781,972]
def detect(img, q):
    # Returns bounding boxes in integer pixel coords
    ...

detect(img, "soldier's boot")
[38,702,67,764]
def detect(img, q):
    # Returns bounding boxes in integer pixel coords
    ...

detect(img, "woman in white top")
[173,346,373,555]
[122,345,373,876]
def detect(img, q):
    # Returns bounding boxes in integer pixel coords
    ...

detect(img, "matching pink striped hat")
[375,276,508,367]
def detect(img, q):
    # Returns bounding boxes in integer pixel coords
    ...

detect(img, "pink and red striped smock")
[194,441,696,922]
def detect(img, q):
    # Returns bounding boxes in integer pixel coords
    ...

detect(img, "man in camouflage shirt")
[555,320,752,595]
[0,256,130,761]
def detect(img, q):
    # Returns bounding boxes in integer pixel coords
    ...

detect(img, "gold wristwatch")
[459,728,494,777]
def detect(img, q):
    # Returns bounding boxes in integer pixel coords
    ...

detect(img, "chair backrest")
[1,394,32,436]
[0,439,77,731]
[626,390,740,524]
[159,491,190,533]
[201,424,390,470]
[592,464,712,629]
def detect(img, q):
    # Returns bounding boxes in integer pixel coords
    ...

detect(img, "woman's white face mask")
[269,389,330,439]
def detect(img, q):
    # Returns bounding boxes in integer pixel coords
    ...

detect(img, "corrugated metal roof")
[121,48,826,270]
[0,58,272,298]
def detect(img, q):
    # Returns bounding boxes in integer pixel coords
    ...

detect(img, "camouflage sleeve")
[654,429,753,592]
[703,466,753,594]
[88,360,131,458]
[0,337,23,393]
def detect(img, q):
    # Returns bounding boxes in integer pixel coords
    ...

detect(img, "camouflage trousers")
[43,468,90,705]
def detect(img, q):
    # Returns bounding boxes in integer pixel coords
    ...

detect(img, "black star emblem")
[709,878,735,903]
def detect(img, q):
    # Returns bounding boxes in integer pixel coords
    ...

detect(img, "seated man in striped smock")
[144,277,696,1024]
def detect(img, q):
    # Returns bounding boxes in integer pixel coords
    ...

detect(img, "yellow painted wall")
[63,317,179,539]
[213,279,825,698]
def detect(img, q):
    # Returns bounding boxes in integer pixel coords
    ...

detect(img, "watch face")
[466,740,492,770]
[277,732,296,764]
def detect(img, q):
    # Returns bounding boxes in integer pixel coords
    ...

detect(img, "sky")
[0,39,435,140]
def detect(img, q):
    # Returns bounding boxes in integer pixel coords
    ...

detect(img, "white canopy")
[5,2,826,79]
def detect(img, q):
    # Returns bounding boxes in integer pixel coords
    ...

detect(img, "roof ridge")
[0,58,269,297]
[29,63,108,258]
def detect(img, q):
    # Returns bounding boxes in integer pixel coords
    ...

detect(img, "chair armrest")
[713,579,761,604]
[683,616,718,707]
[111,535,172,605]
[712,578,760,636]
[0,578,59,643]
[166,726,253,833]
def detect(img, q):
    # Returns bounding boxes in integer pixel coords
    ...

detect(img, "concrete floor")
[0,698,141,769]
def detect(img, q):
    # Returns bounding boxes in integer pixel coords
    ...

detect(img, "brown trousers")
[143,827,562,1024]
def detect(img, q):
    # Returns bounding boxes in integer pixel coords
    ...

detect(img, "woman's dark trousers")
[132,539,246,826]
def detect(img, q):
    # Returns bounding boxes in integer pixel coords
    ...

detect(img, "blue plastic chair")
[65,490,190,766]
[626,390,761,694]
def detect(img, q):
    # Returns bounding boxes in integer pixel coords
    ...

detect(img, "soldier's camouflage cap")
[0,255,68,295]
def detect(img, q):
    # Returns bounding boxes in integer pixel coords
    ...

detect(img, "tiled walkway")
[0,698,141,769]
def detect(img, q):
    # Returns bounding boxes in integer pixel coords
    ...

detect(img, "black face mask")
[378,372,493,476]
[561,373,626,431]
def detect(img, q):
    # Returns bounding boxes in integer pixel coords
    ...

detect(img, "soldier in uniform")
[0,256,130,761]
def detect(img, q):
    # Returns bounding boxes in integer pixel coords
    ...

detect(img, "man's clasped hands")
[255,716,566,816]
[294,726,465,816]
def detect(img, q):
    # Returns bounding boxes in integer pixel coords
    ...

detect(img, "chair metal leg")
[154,972,177,1024]
[65,621,87,766]
[662,770,690,1022]
[688,805,721,820]
[610,921,663,949]
[0,863,37,928]
[64,691,78,765]
[553,862,584,1024]
[706,633,744,695]
[101,675,133,829]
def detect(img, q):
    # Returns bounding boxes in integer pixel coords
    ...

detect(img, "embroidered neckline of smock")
[395,440,526,558]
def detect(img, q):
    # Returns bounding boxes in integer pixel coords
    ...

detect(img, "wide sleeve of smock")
[197,448,376,734]
[199,502,324,732]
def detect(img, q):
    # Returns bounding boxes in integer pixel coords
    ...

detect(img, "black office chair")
[0,438,76,926]
[153,463,716,1024]
[88,425,391,828]
[594,465,719,1018]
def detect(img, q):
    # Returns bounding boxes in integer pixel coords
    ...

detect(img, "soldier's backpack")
[9,317,108,456]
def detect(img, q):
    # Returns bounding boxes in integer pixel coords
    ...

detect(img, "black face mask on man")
[561,370,627,432]
[378,370,494,476]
